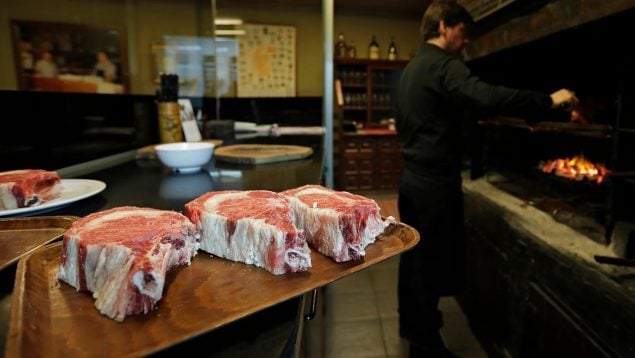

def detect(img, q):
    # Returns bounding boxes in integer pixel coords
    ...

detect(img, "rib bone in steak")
[58,206,200,322]
[185,190,311,275]
[0,169,61,210]
[281,185,387,262]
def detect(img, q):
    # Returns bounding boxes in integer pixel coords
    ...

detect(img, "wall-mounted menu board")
[459,0,517,21]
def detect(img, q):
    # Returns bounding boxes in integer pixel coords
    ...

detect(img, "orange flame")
[539,154,609,184]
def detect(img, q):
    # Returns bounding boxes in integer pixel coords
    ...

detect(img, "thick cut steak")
[0,169,61,210]
[281,185,386,262]
[185,190,311,275]
[58,206,200,322]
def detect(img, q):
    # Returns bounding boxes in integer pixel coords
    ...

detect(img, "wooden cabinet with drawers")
[335,132,403,191]
[333,58,407,192]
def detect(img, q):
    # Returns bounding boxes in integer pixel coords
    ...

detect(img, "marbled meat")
[58,206,200,322]
[185,190,311,275]
[281,185,387,262]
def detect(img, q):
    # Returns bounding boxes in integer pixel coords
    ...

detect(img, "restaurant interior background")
[0,0,427,174]
[4,0,632,171]
[0,0,424,97]
[2,1,635,356]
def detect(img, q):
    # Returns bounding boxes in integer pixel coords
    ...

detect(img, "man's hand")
[550,88,579,110]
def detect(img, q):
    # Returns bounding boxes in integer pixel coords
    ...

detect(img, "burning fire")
[539,154,609,184]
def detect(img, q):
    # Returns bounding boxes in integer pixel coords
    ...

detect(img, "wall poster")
[236,24,296,97]
[10,20,127,94]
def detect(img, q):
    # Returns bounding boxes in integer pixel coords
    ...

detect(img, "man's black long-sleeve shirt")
[396,42,553,175]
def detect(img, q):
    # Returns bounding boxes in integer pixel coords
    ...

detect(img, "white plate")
[0,179,107,217]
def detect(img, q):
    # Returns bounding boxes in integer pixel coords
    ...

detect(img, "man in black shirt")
[396,1,578,357]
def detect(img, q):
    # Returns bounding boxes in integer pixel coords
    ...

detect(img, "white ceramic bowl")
[155,142,214,173]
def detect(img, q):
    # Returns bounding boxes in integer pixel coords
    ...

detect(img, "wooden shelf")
[340,83,366,88]
[371,85,393,89]
[334,58,406,191]
[335,58,406,125]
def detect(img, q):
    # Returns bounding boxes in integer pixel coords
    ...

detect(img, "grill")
[468,9,635,257]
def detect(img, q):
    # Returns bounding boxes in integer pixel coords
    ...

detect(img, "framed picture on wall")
[237,24,296,97]
[10,20,128,94]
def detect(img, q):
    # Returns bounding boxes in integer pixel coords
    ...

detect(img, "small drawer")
[377,138,401,153]
[374,173,400,189]
[360,140,374,150]
[344,158,373,175]
[343,174,373,190]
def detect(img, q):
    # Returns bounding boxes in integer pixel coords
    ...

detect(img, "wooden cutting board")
[214,144,313,164]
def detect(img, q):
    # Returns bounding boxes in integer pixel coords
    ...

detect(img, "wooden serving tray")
[214,144,313,164]
[6,222,418,357]
[0,216,78,271]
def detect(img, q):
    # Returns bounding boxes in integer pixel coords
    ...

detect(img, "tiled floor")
[321,192,488,358]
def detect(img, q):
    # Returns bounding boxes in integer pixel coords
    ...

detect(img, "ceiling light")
[215,29,246,36]
[214,18,243,26]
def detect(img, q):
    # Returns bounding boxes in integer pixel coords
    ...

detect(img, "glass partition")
[2,0,420,97]
[0,0,421,173]
[1,0,326,99]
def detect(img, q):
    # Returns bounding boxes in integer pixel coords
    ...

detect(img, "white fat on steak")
[57,206,200,322]
[185,190,311,275]
[281,185,387,262]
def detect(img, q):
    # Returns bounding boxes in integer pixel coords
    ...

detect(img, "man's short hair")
[420,0,475,41]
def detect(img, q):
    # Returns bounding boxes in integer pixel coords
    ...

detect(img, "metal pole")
[322,0,334,188]
[210,0,221,120]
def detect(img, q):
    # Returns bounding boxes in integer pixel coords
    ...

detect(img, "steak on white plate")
[0,169,61,210]
[281,185,387,262]
[185,190,311,275]
[58,206,200,322]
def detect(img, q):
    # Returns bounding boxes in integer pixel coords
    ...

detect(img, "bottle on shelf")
[368,35,380,60]
[347,40,357,58]
[388,36,398,60]
[157,73,183,143]
[335,32,348,58]
[377,71,385,85]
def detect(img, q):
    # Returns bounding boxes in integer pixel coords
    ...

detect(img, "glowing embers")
[539,153,609,184]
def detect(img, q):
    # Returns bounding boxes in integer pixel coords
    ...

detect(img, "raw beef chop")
[185,190,311,275]
[58,206,200,321]
[0,169,61,210]
[281,185,387,262]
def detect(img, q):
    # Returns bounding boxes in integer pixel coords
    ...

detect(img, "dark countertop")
[53,134,324,216]
[1,134,324,357]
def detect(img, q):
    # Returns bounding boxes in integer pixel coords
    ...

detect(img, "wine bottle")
[368,35,379,60]
[388,36,398,60]
[335,33,347,58]
[347,40,357,58]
